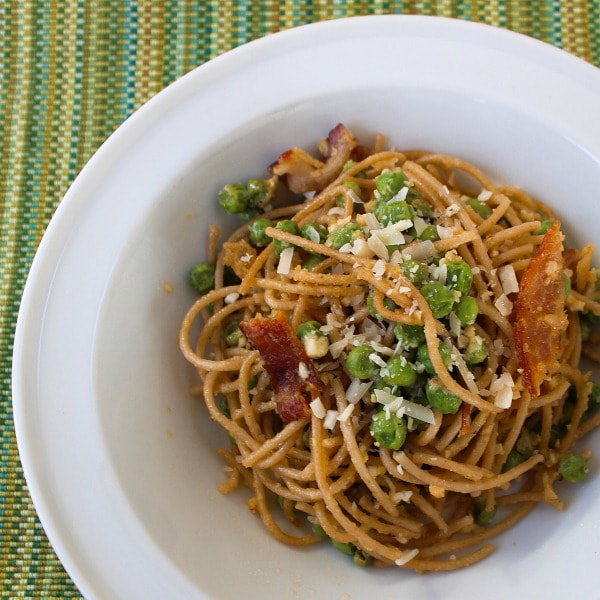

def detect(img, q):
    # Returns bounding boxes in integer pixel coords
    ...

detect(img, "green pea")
[346,345,378,379]
[301,222,327,245]
[296,320,324,341]
[215,394,230,418]
[502,449,525,472]
[367,294,396,321]
[218,183,249,214]
[474,502,497,527]
[245,178,270,209]
[465,339,488,365]
[249,217,273,247]
[375,169,407,201]
[446,260,473,294]
[273,219,300,255]
[247,376,258,390]
[332,540,355,556]
[421,282,456,318]
[466,197,492,219]
[534,219,554,235]
[325,223,363,250]
[394,323,426,348]
[223,264,241,286]
[401,260,429,287]
[303,254,324,271]
[563,272,571,296]
[224,320,244,347]
[353,548,372,568]
[311,522,326,537]
[455,295,479,326]
[559,452,589,482]
[374,199,414,227]
[370,411,407,450]
[417,343,452,375]
[425,378,462,414]
[418,225,440,242]
[189,262,215,295]
[410,197,434,218]
[382,355,417,387]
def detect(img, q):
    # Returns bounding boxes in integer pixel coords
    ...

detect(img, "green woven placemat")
[1,1,599,597]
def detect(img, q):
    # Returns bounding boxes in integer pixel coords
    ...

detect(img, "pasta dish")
[179,125,599,571]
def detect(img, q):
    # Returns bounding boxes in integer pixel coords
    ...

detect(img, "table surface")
[1,1,599,597]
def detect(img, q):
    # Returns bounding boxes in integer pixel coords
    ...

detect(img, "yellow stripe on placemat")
[1,1,599,597]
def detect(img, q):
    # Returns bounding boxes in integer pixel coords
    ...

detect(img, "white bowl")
[12,15,600,600]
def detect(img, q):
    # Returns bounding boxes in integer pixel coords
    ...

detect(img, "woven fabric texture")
[1,1,599,597]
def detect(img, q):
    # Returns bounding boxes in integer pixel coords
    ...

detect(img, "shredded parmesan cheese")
[412,215,429,237]
[372,259,386,279]
[367,235,389,261]
[309,397,326,419]
[346,378,372,404]
[362,212,381,232]
[369,353,387,368]
[324,410,339,430]
[337,404,354,422]
[494,293,514,316]
[445,203,461,217]
[491,372,515,409]
[374,389,435,424]
[498,264,519,295]
[277,247,294,275]
[298,362,309,380]
[350,238,374,257]
[392,491,413,504]
[224,293,240,304]
[395,549,419,566]
[329,338,349,359]
[436,225,454,240]
[402,240,436,261]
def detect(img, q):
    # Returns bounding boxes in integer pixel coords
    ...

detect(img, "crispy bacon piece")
[270,123,358,194]
[514,222,568,398]
[239,313,324,423]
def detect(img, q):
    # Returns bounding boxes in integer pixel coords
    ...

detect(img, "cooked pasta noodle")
[179,125,599,571]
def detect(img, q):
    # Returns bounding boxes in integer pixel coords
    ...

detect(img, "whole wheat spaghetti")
[179,125,599,571]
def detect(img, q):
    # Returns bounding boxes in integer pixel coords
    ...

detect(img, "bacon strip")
[514,222,568,398]
[270,123,357,194]
[240,313,324,423]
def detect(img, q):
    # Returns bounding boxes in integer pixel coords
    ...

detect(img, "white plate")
[13,15,600,600]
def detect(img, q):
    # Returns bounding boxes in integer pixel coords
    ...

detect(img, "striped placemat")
[1,1,599,597]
